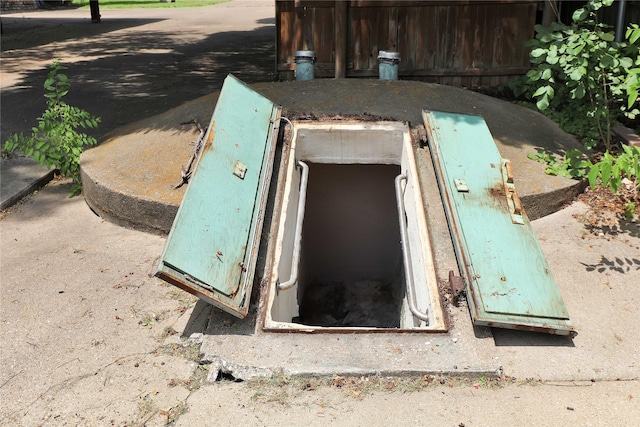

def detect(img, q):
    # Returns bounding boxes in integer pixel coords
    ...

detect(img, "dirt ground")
[1,2,639,426]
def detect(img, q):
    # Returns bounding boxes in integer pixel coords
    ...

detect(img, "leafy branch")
[516,0,640,220]
[516,0,639,151]
[3,60,100,196]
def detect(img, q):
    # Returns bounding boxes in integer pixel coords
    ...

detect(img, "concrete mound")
[81,80,585,234]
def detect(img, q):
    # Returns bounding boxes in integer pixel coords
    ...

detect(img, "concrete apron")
[80,80,586,379]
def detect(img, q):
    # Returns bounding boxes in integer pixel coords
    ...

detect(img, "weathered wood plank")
[335,0,347,78]
[277,0,538,86]
[350,1,538,6]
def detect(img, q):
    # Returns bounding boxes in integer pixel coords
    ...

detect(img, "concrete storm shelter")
[82,77,586,364]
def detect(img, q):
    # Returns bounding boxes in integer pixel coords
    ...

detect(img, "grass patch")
[73,0,228,10]
[154,341,203,362]
[245,373,515,403]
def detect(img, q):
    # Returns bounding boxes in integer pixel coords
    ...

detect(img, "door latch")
[501,159,524,225]
[233,160,247,179]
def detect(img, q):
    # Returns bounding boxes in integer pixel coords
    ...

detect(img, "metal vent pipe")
[294,50,316,81]
[378,51,401,80]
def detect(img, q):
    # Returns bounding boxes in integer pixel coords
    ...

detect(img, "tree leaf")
[546,86,555,98]
[600,55,614,68]
[527,69,542,81]
[599,32,615,42]
[628,26,640,44]
[573,83,586,99]
[609,175,620,193]
[532,86,549,97]
[600,161,612,186]
[628,90,638,109]
[620,57,633,69]
[531,48,546,58]
[536,95,550,111]
[587,164,600,188]
[570,67,586,81]
[572,8,589,23]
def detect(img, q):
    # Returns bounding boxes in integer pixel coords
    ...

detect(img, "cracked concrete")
[2,178,638,425]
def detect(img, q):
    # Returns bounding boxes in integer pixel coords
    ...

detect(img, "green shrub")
[515,0,639,220]
[514,0,639,151]
[587,144,640,218]
[3,60,100,196]
[528,144,639,218]
[527,148,591,179]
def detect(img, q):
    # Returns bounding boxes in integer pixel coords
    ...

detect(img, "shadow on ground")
[1,16,276,140]
[492,329,576,347]
[1,15,164,51]
[581,255,640,274]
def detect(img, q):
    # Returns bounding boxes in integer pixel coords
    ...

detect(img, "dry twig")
[174,119,206,189]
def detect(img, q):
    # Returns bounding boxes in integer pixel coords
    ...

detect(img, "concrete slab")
[191,201,639,383]
[3,179,637,425]
[0,156,56,210]
[496,202,640,382]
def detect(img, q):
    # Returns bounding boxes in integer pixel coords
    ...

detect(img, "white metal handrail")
[395,174,430,324]
[277,160,309,291]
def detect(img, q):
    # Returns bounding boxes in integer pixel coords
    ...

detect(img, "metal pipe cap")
[377,50,401,62]
[294,50,316,60]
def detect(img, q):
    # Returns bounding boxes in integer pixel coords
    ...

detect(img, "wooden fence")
[276,0,540,87]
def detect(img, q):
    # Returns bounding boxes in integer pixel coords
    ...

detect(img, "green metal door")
[156,75,282,318]
[424,110,575,336]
